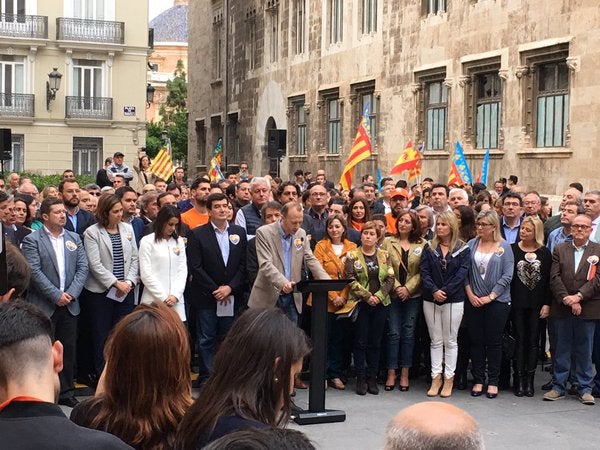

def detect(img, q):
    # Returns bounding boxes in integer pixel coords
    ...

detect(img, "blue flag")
[480,148,490,186]
[453,141,473,184]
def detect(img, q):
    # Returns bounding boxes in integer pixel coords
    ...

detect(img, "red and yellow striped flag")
[339,103,373,190]
[149,142,174,182]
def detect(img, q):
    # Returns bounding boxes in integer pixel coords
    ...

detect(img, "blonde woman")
[510,216,551,397]
[420,211,471,397]
[465,210,514,399]
[382,210,427,392]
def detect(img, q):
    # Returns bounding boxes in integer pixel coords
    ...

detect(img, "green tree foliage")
[146,59,188,162]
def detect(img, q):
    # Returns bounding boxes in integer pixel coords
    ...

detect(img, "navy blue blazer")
[187,223,247,310]
[64,208,96,239]
[420,242,471,303]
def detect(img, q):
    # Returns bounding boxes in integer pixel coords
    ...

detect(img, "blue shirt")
[67,208,79,232]
[278,222,292,280]
[547,226,572,253]
[211,221,230,266]
[501,216,521,244]
[573,240,588,274]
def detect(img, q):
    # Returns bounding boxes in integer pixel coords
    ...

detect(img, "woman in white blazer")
[138,205,187,321]
[83,194,139,374]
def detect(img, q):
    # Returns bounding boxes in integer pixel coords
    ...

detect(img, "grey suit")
[22,227,88,400]
[248,222,329,313]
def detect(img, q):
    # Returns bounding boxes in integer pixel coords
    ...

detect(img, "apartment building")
[0,0,149,175]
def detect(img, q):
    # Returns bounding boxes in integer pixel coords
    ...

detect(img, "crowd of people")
[0,151,599,448]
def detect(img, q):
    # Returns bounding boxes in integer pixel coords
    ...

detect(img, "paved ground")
[289,371,598,450]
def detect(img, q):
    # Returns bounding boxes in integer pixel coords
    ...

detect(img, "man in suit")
[21,197,89,407]
[499,192,523,244]
[544,214,600,405]
[249,202,330,324]
[187,192,247,380]
[0,301,132,449]
[59,179,96,239]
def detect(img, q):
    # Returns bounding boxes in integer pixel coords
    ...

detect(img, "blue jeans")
[553,316,595,395]
[277,294,299,324]
[196,309,234,376]
[386,296,422,369]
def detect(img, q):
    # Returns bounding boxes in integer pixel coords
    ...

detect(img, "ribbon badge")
[173,246,181,256]
[495,247,505,257]
[524,252,537,263]
[229,234,240,245]
[182,237,188,247]
[413,247,422,256]
[126,232,133,241]
[354,260,363,271]
[294,238,303,251]
[587,255,599,281]
[65,240,77,252]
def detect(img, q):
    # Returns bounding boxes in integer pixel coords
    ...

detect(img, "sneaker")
[543,390,565,401]
[579,393,595,405]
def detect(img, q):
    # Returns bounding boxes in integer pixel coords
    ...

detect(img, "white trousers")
[423,301,464,379]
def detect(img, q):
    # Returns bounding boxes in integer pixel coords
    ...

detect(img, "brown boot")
[427,374,443,397]
[440,376,454,398]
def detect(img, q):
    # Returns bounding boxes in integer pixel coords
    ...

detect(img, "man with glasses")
[83,183,102,198]
[302,183,329,248]
[235,177,270,240]
[544,215,600,405]
[385,188,409,235]
[500,193,523,244]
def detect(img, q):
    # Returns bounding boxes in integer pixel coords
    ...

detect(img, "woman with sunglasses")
[465,210,514,399]
[420,211,471,398]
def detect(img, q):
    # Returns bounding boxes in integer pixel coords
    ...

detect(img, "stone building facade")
[0,0,150,175]
[187,0,600,194]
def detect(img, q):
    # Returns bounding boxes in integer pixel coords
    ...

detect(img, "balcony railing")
[0,14,48,39]
[66,96,113,120]
[0,93,34,117]
[57,17,124,44]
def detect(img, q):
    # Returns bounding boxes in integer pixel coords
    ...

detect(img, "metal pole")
[222,0,229,170]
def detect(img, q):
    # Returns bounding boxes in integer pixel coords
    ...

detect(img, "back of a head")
[384,402,484,450]
[0,301,53,384]
[203,428,315,450]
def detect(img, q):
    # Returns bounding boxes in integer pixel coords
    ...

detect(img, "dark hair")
[114,186,136,200]
[348,197,371,224]
[475,190,492,205]
[154,205,181,242]
[13,193,33,227]
[83,301,191,450]
[569,182,584,193]
[380,177,392,189]
[191,177,210,190]
[176,308,310,450]
[293,169,304,177]
[277,181,300,200]
[325,214,348,242]
[58,179,79,193]
[472,182,487,194]
[167,183,182,194]
[157,192,175,207]
[454,205,476,242]
[5,242,31,300]
[395,179,408,189]
[203,428,316,450]
[95,194,122,227]
[503,192,523,206]
[395,210,422,242]
[431,183,449,196]
[206,192,228,210]
[509,175,518,184]
[39,197,63,217]
[328,197,346,208]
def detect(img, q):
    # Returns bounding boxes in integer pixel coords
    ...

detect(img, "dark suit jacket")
[0,401,132,449]
[22,228,88,318]
[187,223,247,310]
[550,241,600,320]
[64,208,96,239]
[3,223,31,247]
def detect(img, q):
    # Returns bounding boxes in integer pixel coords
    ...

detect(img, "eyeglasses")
[89,192,101,196]
[476,222,492,228]
[572,224,591,230]
[311,192,326,197]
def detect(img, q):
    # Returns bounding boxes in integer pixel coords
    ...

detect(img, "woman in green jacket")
[344,221,395,396]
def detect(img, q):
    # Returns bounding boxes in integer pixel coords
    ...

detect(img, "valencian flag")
[390,140,422,180]
[209,138,225,182]
[447,141,473,186]
[476,148,491,185]
[408,142,425,182]
[340,102,373,190]
[149,139,175,182]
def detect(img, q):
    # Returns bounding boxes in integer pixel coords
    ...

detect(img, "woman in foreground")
[176,308,310,449]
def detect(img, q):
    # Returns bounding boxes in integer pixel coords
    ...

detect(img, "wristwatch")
[489,292,497,301]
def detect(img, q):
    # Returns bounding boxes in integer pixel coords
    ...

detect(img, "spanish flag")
[339,103,373,190]
[390,140,422,177]
[149,140,174,182]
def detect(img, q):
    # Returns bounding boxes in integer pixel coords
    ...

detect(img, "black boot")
[367,377,379,395]
[514,372,524,397]
[524,372,535,397]
[356,377,367,396]
[456,371,468,390]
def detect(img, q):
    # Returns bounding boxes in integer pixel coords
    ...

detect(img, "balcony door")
[73,0,104,20]
[0,56,24,108]
[73,59,102,110]
[1,0,25,25]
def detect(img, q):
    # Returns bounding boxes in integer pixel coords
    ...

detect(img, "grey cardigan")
[466,238,514,304]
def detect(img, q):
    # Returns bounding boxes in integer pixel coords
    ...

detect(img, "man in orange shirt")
[181,177,211,229]
[385,188,409,235]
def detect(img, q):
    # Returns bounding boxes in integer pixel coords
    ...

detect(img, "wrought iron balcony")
[57,17,124,44]
[0,93,34,117]
[0,13,48,39]
[66,96,113,120]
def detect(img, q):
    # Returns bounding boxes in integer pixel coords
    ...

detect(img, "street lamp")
[46,68,62,110]
[146,83,155,108]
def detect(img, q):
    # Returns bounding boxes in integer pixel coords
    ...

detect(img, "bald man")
[384,402,484,450]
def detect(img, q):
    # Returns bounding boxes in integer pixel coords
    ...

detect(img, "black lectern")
[293,279,351,425]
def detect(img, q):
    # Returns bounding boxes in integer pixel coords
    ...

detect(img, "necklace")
[475,251,493,275]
